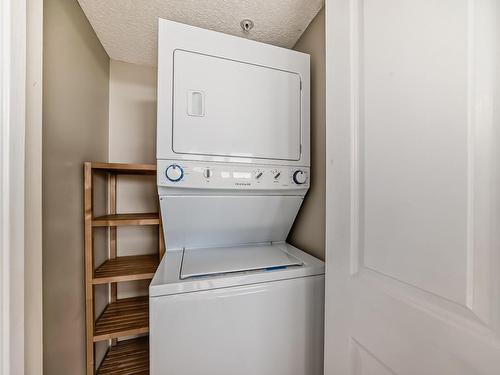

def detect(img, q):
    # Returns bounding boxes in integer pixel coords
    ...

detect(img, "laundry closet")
[42,1,325,374]
[30,0,500,374]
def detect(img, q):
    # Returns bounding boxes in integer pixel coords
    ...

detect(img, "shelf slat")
[89,162,156,175]
[92,213,159,227]
[97,337,149,375]
[93,255,159,284]
[94,296,149,341]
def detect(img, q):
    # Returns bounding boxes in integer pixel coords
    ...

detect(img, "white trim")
[0,0,9,369]
[465,0,475,310]
[348,0,361,276]
[1,0,26,373]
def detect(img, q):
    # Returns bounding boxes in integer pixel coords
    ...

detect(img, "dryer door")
[172,50,302,161]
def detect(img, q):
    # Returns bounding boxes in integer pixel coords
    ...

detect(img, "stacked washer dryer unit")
[151,19,325,375]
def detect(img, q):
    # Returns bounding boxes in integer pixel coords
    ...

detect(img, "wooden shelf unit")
[84,162,164,375]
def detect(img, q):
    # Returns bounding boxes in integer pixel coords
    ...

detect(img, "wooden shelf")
[92,213,160,227]
[89,162,156,175]
[93,255,159,284]
[85,162,164,374]
[94,296,149,342]
[97,337,149,375]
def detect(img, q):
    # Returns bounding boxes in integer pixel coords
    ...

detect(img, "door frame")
[1,0,27,371]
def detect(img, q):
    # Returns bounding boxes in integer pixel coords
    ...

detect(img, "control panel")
[158,160,310,190]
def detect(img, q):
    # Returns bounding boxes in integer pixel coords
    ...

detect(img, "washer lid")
[160,195,304,251]
[180,244,303,279]
[149,242,325,297]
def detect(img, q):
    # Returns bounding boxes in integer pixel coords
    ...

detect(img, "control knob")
[292,170,307,185]
[165,164,184,182]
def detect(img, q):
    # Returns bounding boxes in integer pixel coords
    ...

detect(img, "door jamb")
[0,0,27,373]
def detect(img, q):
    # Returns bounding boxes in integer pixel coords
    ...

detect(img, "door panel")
[351,340,396,375]
[325,0,500,374]
[361,0,469,304]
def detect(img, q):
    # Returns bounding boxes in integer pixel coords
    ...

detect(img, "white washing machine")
[151,20,325,375]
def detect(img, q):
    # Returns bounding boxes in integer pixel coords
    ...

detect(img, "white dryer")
[151,19,325,375]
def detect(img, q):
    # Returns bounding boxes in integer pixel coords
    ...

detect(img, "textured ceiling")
[77,0,324,66]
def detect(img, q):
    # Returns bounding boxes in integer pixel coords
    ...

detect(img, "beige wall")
[108,60,158,298]
[26,0,43,372]
[42,0,109,373]
[288,8,326,260]
[109,60,157,164]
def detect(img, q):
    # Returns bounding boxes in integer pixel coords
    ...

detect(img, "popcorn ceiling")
[78,0,323,66]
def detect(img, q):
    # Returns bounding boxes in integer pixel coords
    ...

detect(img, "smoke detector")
[240,19,254,32]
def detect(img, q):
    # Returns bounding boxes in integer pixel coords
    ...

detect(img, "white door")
[325,0,500,374]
